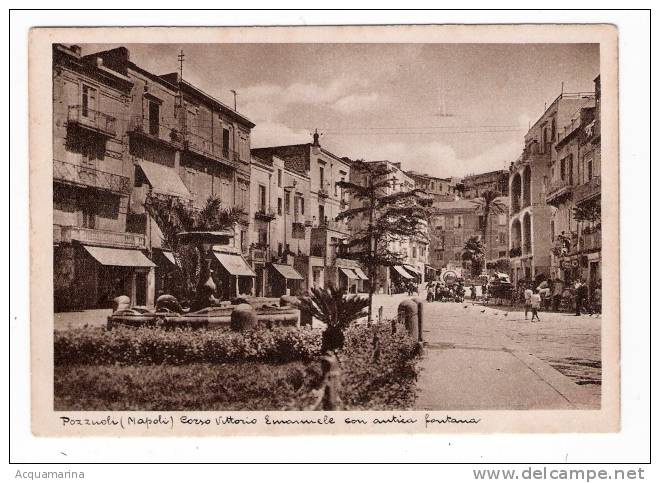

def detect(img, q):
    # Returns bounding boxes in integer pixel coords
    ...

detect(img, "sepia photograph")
[27,24,620,436]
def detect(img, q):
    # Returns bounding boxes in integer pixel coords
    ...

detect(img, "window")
[455,215,463,228]
[586,155,593,181]
[277,197,282,216]
[300,197,305,215]
[319,166,325,190]
[551,118,556,141]
[81,84,97,118]
[560,158,566,180]
[498,232,506,244]
[498,213,507,225]
[454,252,461,261]
[258,185,266,212]
[318,204,325,223]
[284,192,290,214]
[81,204,95,229]
[412,246,417,258]
[148,100,160,136]
[278,243,283,256]
[550,220,555,242]
[436,216,446,230]
[277,169,282,187]
[430,182,434,190]
[222,128,230,157]
[454,234,462,245]
[499,251,507,258]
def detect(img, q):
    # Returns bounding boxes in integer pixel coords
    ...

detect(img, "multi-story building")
[406,171,457,202]
[54,44,258,308]
[461,170,509,199]
[546,76,601,288]
[346,160,429,293]
[252,133,359,292]
[248,153,310,297]
[429,198,509,275]
[509,91,596,285]
[52,44,154,312]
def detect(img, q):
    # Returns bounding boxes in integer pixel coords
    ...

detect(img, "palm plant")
[473,190,507,260]
[462,235,485,276]
[144,194,245,302]
[295,286,369,351]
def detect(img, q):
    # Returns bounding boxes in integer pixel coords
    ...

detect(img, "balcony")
[574,176,601,205]
[67,105,117,137]
[509,246,522,258]
[56,225,146,249]
[128,116,183,147]
[579,228,601,253]
[53,159,131,195]
[317,187,329,199]
[183,131,238,169]
[254,207,277,222]
[545,177,573,206]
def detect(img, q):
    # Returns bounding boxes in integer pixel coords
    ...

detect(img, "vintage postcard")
[29,24,619,436]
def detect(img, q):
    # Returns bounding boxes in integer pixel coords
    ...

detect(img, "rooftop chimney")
[312,129,320,147]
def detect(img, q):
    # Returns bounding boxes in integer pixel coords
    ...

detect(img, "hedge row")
[54,325,322,365]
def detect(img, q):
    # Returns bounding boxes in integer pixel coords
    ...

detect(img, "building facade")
[53,44,258,311]
[509,91,596,285]
[461,170,510,199]
[546,76,601,288]
[52,44,154,311]
[252,133,359,293]
[406,171,457,202]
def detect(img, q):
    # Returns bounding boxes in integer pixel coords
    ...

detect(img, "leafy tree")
[473,190,507,260]
[144,193,245,302]
[462,235,485,276]
[295,286,369,351]
[572,203,601,224]
[336,160,431,323]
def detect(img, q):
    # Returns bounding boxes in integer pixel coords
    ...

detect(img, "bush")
[53,321,422,411]
[54,325,322,365]
[54,362,322,411]
[339,323,422,409]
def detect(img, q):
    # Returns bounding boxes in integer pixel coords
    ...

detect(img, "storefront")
[269,263,305,296]
[211,250,256,299]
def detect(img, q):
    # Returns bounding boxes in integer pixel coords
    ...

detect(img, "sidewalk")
[412,300,599,410]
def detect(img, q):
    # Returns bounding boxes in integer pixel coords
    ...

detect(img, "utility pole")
[230,90,238,111]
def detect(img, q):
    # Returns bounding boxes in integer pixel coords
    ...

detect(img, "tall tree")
[144,194,245,302]
[473,190,507,260]
[336,160,431,323]
[462,235,485,276]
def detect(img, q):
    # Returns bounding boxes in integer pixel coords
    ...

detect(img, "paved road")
[370,294,601,410]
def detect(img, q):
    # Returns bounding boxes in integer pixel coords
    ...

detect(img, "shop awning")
[212,252,256,277]
[340,268,359,280]
[392,265,413,279]
[138,160,192,199]
[270,263,304,280]
[157,249,177,267]
[352,267,369,280]
[403,264,420,276]
[83,246,155,268]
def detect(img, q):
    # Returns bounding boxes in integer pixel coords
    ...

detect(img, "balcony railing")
[67,105,117,137]
[53,159,131,194]
[545,177,573,205]
[254,207,277,221]
[317,187,329,198]
[574,176,601,205]
[128,116,183,146]
[183,131,238,168]
[57,225,146,249]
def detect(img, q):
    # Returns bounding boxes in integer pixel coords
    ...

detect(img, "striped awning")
[392,265,413,279]
[340,268,359,280]
[270,263,304,280]
[352,267,369,280]
[138,160,192,199]
[213,251,256,277]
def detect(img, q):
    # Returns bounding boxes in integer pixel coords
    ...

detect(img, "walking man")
[524,284,534,320]
[530,289,542,322]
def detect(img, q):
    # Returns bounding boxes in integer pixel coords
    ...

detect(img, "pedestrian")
[470,284,477,301]
[530,289,542,322]
[574,279,592,316]
[552,277,564,312]
[592,280,602,315]
[524,284,533,320]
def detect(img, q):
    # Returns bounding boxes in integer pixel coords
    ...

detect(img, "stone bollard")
[397,299,419,341]
[412,297,425,342]
[230,303,258,331]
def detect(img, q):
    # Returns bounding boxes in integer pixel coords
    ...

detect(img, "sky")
[83,43,599,178]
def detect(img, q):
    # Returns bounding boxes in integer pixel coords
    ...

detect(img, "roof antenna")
[177,49,185,81]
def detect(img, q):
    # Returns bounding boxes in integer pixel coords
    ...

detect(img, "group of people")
[426,280,465,303]
[517,277,602,321]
